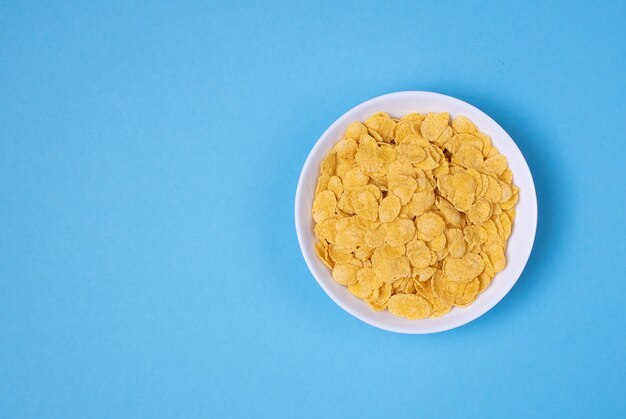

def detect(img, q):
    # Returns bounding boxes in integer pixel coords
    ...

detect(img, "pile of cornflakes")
[312,112,519,319]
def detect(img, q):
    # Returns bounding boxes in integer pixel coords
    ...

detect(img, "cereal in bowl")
[311,112,519,319]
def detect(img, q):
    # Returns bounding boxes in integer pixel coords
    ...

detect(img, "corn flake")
[378,195,401,223]
[388,294,432,320]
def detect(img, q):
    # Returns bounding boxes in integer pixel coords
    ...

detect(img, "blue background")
[1,1,625,418]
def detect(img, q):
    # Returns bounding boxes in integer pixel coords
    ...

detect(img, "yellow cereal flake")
[354,246,374,261]
[435,196,463,226]
[311,112,518,319]
[312,190,337,223]
[428,233,447,251]
[356,267,383,289]
[388,294,433,320]
[483,154,508,176]
[500,167,513,184]
[443,253,485,282]
[364,112,396,142]
[394,119,423,144]
[368,282,392,311]
[334,216,364,249]
[314,215,338,243]
[344,122,368,141]
[315,241,333,269]
[467,200,492,224]
[385,218,416,247]
[348,281,373,299]
[396,143,426,164]
[421,112,450,142]
[455,277,480,307]
[378,195,401,223]
[416,212,445,242]
[451,115,477,134]
[334,138,358,162]
[414,266,436,282]
[406,238,432,268]
[364,224,385,248]
[342,167,369,189]
[332,263,360,286]
[328,245,353,264]
[351,189,378,222]
[445,227,466,258]
[379,243,406,259]
[326,175,343,198]
[372,251,411,283]
[388,174,418,205]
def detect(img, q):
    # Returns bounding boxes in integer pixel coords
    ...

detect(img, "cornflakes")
[388,294,432,319]
[312,112,518,319]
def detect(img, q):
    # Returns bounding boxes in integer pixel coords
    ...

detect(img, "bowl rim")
[295,91,537,334]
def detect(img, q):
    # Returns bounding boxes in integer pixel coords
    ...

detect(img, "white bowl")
[295,91,537,334]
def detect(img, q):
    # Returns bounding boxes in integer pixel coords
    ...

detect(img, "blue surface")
[1,1,625,418]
